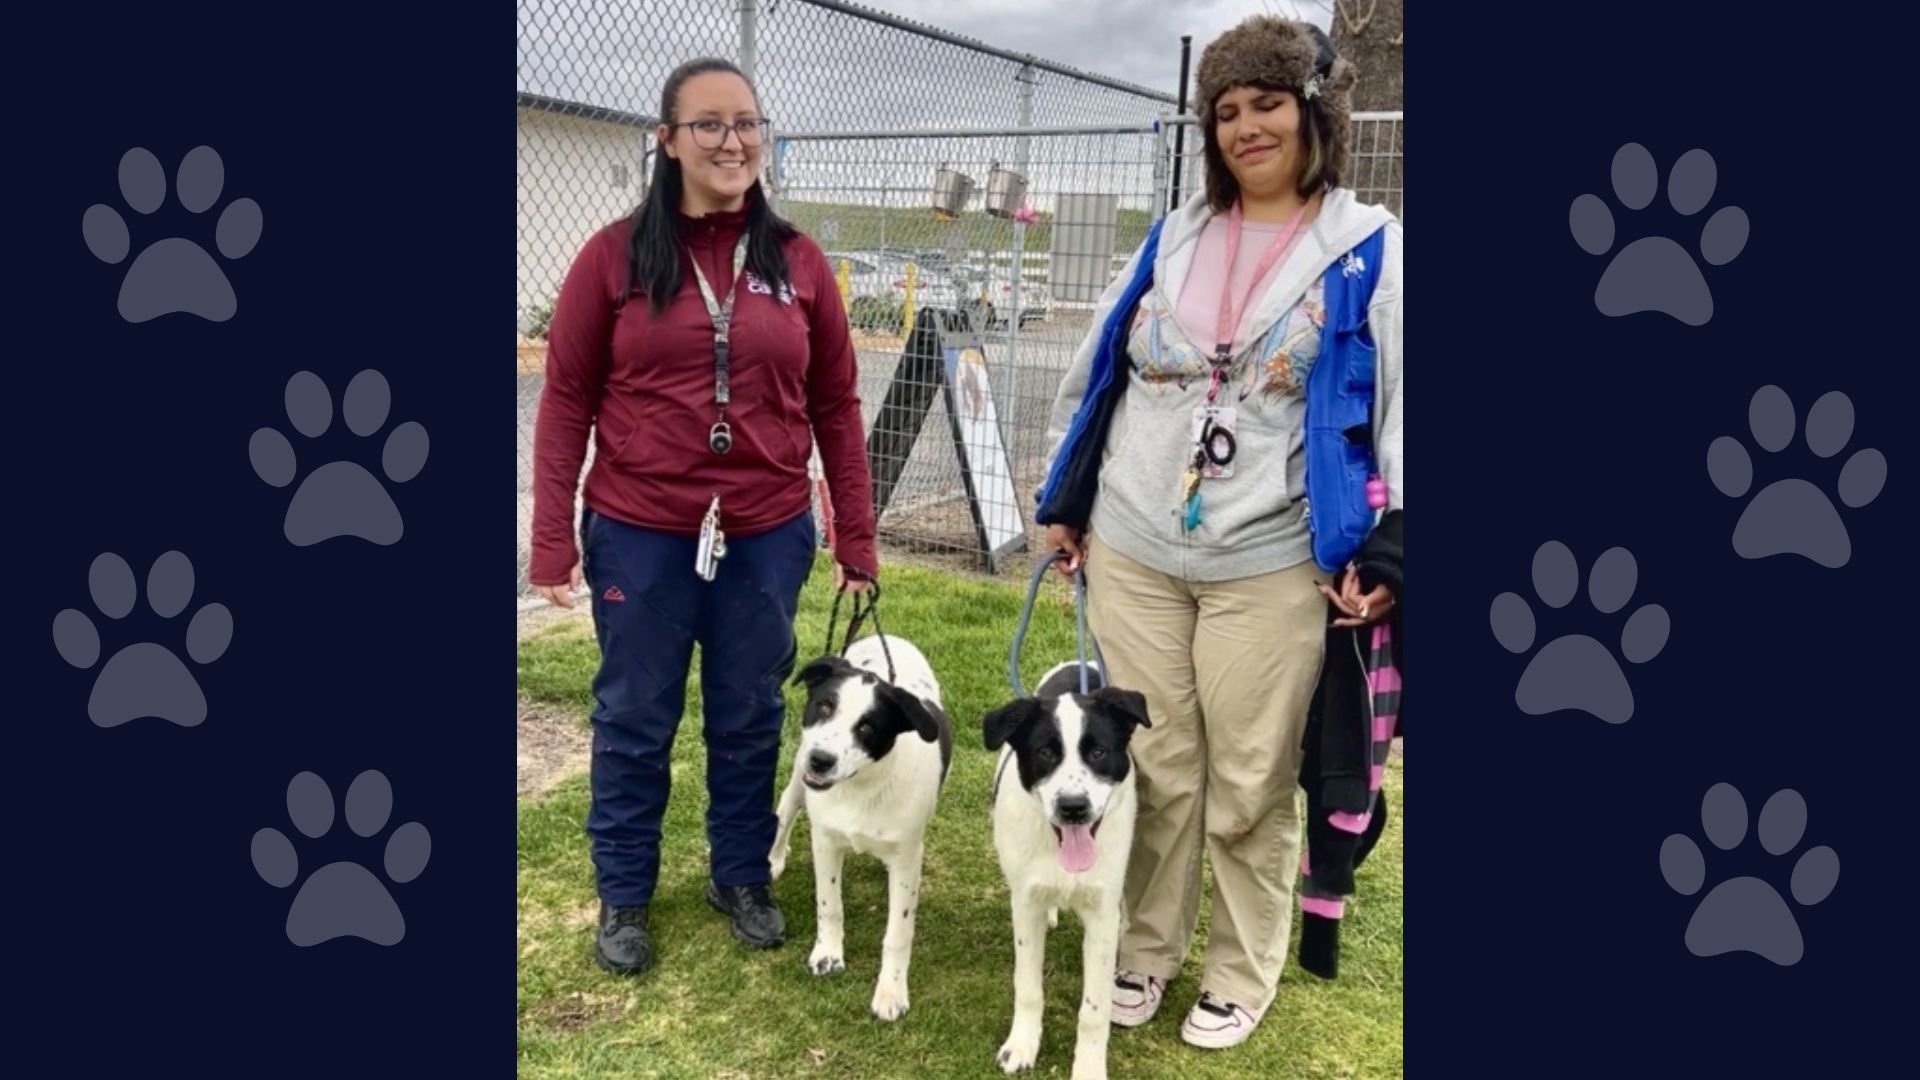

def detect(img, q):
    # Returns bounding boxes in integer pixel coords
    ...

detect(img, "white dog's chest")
[810,790,920,857]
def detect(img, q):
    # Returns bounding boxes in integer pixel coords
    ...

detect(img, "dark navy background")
[15,3,507,1075]
[1411,2,1912,1073]
[9,1,1911,1076]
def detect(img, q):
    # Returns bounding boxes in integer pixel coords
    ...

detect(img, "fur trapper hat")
[1196,17,1355,190]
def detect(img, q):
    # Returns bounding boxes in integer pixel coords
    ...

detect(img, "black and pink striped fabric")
[1300,620,1398,929]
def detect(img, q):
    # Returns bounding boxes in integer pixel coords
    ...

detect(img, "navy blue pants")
[580,506,814,908]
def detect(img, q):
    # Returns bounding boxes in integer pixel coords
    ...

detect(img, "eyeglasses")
[670,118,772,149]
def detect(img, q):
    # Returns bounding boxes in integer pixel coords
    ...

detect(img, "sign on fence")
[865,308,1026,572]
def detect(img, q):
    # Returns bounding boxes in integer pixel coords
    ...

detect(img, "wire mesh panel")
[1160,111,1403,219]
[755,0,1175,131]
[515,0,1403,595]
[1350,112,1404,219]
[776,128,1166,575]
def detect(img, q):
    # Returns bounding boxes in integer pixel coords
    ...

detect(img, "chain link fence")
[518,0,1402,595]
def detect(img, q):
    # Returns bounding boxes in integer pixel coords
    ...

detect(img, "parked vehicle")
[944,263,1051,329]
[826,250,976,331]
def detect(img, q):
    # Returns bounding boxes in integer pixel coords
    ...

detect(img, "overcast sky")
[520,0,1334,120]
[846,0,1333,99]
[517,1,1346,259]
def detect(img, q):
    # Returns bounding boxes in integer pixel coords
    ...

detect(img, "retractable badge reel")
[709,335,734,454]
[696,495,727,581]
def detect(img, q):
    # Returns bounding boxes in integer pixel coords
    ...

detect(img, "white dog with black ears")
[983,660,1152,1080]
[769,633,951,1021]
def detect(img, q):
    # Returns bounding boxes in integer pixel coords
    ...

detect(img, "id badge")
[1190,406,1237,479]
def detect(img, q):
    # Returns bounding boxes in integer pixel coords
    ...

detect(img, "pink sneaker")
[1179,991,1265,1049]
[1109,970,1165,1028]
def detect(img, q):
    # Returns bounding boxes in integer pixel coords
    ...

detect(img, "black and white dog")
[983,660,1152,1080]
[770,633,951,1021]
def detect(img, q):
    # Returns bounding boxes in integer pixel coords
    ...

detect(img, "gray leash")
[995,550,1105,805]
[1006,549,1105,697]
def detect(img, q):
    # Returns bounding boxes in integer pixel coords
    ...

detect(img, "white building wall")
[516,107,650,326]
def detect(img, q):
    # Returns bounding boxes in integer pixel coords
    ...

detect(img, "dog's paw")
[1047,906,1059,929]
[870,981,910,1022]
[769,847,788,881]
[807,943,846,976]
[997,1030,1040,1074]
[1069,1059,1110,1080]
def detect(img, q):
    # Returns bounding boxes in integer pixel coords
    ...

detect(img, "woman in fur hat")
[1033,15,1402,1050]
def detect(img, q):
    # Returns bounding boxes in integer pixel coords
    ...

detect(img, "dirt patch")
[517,604,593,799]
[517,337,547,374]
[518,598,591,639]
[526,989,629,1032]
[518,695,590,800]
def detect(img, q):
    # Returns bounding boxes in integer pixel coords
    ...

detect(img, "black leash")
[822,579,896,684]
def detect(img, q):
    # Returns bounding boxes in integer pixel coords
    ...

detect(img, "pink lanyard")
[1211,199,1309,394]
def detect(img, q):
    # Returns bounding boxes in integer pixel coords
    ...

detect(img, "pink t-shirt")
[1175,216,1302,358]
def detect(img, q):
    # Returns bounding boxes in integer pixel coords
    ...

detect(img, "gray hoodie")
[1042,188,1402,582]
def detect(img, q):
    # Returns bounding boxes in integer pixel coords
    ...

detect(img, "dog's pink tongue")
[1058,825,1097,873]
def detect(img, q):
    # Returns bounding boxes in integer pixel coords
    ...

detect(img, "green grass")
[518,555,1403,1078]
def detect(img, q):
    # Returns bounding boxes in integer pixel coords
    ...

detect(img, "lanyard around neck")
[686,233,751,412]
[1213,198,1309,366]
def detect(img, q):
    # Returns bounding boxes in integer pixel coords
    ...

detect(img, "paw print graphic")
[1569,143,1748,325]
[1660,783,1838,966]
[1490,542,1670,724]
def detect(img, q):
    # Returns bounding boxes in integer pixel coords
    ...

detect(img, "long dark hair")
[626,58,796,316]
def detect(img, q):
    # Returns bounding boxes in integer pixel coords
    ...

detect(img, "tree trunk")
[1329,0,1403,112]
[1328,0,1404,217]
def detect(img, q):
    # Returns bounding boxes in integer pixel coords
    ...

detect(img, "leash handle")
[1073,565,1104,692]
[822,580,896,684]
[1008,550,1105,698]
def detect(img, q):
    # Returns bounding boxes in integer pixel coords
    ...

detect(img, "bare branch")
[1258,0,1315,20]
[1335,0,1378,37]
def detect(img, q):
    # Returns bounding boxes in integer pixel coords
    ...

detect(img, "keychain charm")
[1181,453,1204,531]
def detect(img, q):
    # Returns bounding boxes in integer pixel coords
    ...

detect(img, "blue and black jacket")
[1034,219,1389,572]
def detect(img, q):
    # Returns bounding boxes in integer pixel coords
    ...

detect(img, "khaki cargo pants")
[1084,532,1326,1010]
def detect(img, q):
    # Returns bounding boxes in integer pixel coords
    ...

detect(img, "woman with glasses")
[530,57,878,976]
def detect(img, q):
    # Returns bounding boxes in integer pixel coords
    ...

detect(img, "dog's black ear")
[877,682,941,743]
[791,656,845,689]
[982,698,1042,751]
[1091,686,1152,734]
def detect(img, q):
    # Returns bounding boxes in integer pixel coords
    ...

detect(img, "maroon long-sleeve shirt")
[529,209,877,586]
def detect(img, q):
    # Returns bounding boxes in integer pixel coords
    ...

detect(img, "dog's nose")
[807,750,838,774]
[1056,792,1092,823]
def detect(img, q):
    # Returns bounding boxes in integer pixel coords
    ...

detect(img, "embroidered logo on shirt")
[1341,252,1367,278]
[745,271,795,305]
[602,585,626,602]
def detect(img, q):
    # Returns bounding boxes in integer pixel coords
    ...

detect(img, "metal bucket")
[985,164,1028,219]
[932,167,974,220]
